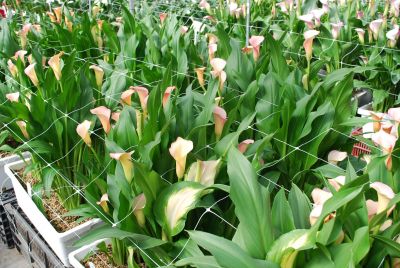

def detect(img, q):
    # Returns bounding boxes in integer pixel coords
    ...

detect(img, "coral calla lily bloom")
[111,112,120,122]
[48,51,64,81]
[121,86,149,112]
[47,12,57,23]
[213,106,227,140]
[24,63,39,87]
[133,193,146,227]
[121,88,135,106]
[309,188,334,226]
[303,30,319,62]
[96,193,109,213]
[6,92,19,103]
[327,150,347,165]
[16,121,29,139]
[163,86,175,107]
[331,22,344,39]
[7,60,17,78]
[89,65,104,88]
[238,139,254,153]
[169,137,194,179]
[110,151,134,183]
[159,13,167,25]
[76,120,92,147]
[186,159,221,186]
[370,182,395,215]
[355,28,365,44]
[90,106,111,134]
[249,36,265,61]
[195,67,206,89]
[370,19,383,40]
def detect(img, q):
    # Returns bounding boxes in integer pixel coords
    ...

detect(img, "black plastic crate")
[0,189,17,248]
[5,202,65,268]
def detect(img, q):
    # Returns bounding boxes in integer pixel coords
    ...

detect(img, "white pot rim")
[68,239,110,268]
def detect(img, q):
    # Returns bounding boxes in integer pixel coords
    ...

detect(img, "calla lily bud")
[195,67,206,89]
[370,182,395,215]
[186,159,221,186]
[303,30,319,62]
[89,65,104,88]
[24,63,39,87]
[355,28,365,44]
[163,86,175,107]
[133,194,146,227]
[210,58,227,91]
[110,151,134,183]
[92,6,100,17]
[76,120,92,146]
[90,106,111,134]
[238,139,254,153]
[169,137,194,179]
[96,193,109,213]
[213,106,227,140]
[327,150,347,165]
[48,51,64,81]
[16,121,29,139]
[249,35,265,61]
[7,60,18,78]
[6,92,19,102]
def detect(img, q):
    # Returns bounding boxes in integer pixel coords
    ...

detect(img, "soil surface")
[15,169,87,232]
[83,247,128,268]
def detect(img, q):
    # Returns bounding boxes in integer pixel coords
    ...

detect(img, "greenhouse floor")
[0,242,30,268]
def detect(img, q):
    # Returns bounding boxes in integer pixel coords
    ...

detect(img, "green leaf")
[175,256,221,268]
[74,226,166,249]
[227,147,273,258]
[288,184,312,229]
[189,231,278,268]
[373,235,400,257]
[353,226,370,263]
[272,189,295,236]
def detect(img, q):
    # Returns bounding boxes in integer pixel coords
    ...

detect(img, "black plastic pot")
[5,202,64,268]
[0,189,17,248]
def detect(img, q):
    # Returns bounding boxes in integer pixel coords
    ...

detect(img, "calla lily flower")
[213,106,227,140]
[210,58,227,91]
[370,182,395,214]
[48,51,64,81]
[238,139,254,153]
[195,67,206,89]
[366,199,378,220]
[312,188,333,205]
[47,12,57,23]
[180,26,188,34]
[6,92,19,103]
[89,65,104,88]
[110,151,134,183]
[356,10,364,19]
[13,50,27,63]
[76,120,92,147]
[380,219,393,231]
[96,193,109,213]
[303,30,319,63]
[169,137,194,179]
[186,159,221,186]
[133,193,146,227]
[208,43,218,59]
[159,13,167,25]
[7,60,17,78]
[371,129,397,170]
[229,2,238,15]
[299,14,315,29]
[199,0,211,13]
[276,2,288,14]
[355,28,365,44]
[331,22,343,40]
[65,16,73,32]
[53,7,62,24]
[163,86,175,107]
[121,88,135,106]
[370,19,383,40]
[310,9,325,27]
[328,175,345,191]
[24,63,39,87]
[388,107,400,122]
[19,24,31,49]
[391,0,400,17]
[386,25,400,47]
[121,86,149,112]
[207,33,218,45]
[90,106,111,134]
[328,150,347,165]
[249,35,265,61]
[16,121,29,139]
[111,112,120,122]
